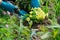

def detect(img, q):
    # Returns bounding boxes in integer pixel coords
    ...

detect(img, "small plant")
[24,8,48,23]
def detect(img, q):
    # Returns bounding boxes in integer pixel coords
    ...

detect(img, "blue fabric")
[0,1,16,12]
[31,0,40,8]
[18,10,27,16]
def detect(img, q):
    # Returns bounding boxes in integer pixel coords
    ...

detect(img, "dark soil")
[57,16,60,24]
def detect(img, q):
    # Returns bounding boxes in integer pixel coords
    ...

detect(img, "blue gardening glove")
[0,1,16,12]
[0,1,27,16]
[18,10,27,16]
[31,0,40,8]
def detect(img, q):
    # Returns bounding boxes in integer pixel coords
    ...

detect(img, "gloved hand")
[31,0,40,8]
[0,0,27,16]
[0,1,16,12]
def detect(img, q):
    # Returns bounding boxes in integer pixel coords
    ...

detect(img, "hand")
[0,0,2,4]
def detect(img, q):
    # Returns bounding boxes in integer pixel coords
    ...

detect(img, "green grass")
[0,0,60,40]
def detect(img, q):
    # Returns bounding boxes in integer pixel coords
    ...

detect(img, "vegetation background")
[0,0,60,40]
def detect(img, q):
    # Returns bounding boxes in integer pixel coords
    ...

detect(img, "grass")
[0,0,60,40]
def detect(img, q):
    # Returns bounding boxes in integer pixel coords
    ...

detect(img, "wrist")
[0,0,2,4]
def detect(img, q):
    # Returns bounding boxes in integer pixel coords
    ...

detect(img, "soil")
[57,16,60,24]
